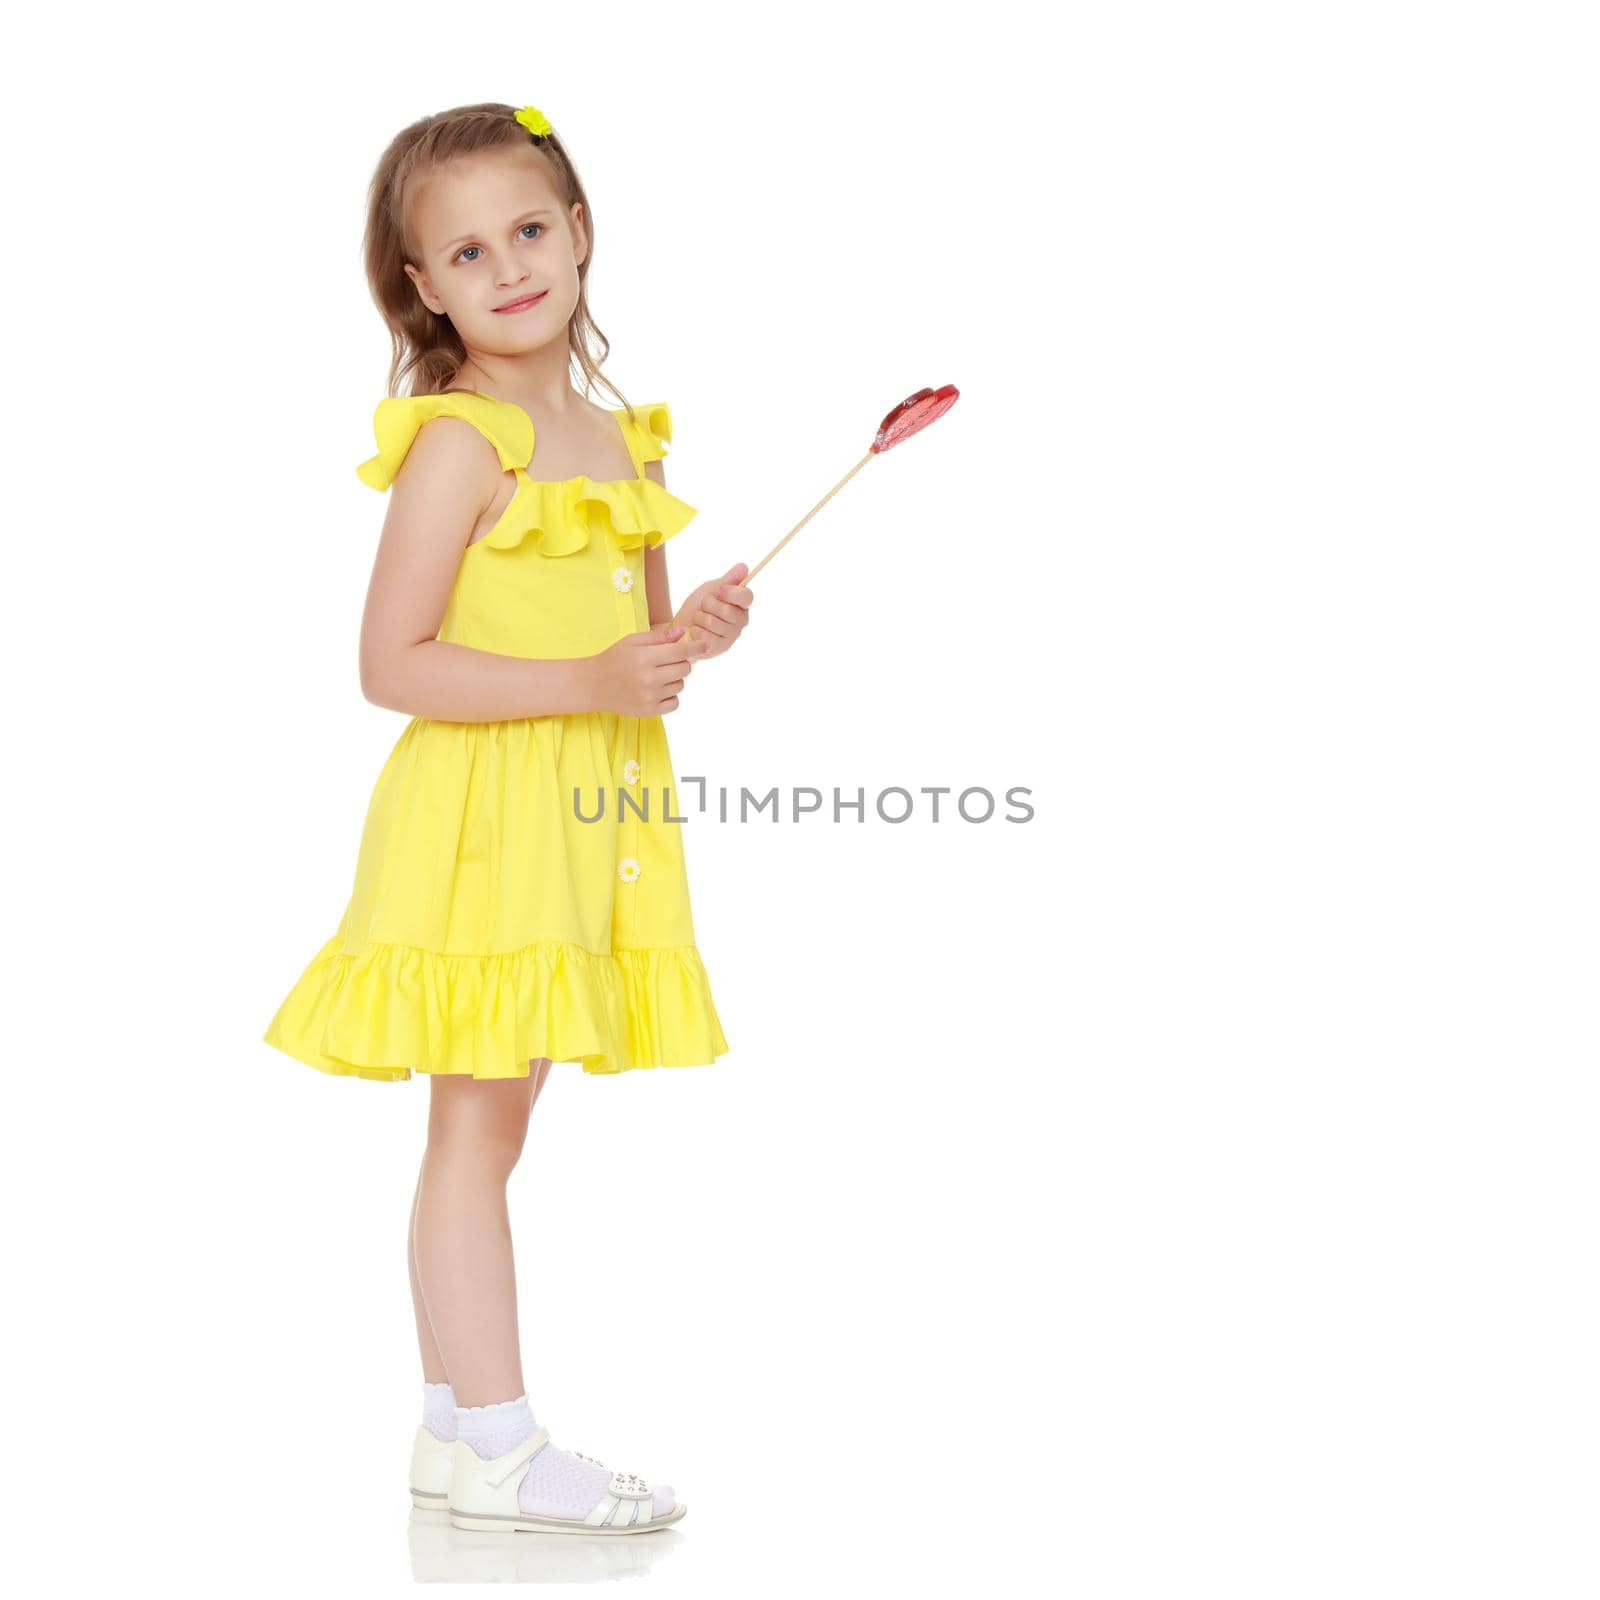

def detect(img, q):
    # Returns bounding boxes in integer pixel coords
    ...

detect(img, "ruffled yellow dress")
[262,391,730,1080]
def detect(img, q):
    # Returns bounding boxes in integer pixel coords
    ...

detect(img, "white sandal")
[409,1424,455,1510]
[447,1424,687,1534]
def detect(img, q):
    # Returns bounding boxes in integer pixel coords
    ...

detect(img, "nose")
[481,250,528,287]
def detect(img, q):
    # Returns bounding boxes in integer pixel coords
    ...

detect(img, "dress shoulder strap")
[614,402,673,479]
[355,391,533,491]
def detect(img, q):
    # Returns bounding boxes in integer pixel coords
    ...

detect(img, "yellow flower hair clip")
[514,105,552,139]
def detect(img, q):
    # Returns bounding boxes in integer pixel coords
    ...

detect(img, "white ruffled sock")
[454,1391,674,1520]
[422,1381,457,1443]
[456,1393,538,1459]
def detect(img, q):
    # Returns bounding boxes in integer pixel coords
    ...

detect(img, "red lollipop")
[743,384,960,583]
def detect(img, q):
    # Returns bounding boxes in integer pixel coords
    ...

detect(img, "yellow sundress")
[262,390,730,1081]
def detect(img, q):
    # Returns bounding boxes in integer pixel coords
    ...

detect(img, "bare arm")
[642,458,752,658]
[357,417,598,723]
[642,457,675,627]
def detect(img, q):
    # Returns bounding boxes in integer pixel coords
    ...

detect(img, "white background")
[5,2,1596,1594]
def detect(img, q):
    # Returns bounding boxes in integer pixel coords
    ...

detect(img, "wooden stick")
[744,450,877,583]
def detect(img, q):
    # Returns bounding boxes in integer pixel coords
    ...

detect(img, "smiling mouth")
[494,290,548,313]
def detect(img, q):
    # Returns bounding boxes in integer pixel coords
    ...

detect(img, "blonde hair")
[361,101,636,424]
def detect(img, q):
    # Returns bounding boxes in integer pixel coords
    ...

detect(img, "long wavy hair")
[361,102,635,424]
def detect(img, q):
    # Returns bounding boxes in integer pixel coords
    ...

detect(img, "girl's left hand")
[675,563,753,659]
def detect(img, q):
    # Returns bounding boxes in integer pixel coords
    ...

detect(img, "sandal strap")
[484,1424,551,1489]
[572,1449,648,1498]
[582,1473,655,1527]
[605,1469,652,1499]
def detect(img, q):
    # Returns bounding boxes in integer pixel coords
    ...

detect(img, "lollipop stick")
[744,449,877,584]
[739,385,958,587]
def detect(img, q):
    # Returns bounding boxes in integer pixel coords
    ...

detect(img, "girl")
[262,101,753,1536]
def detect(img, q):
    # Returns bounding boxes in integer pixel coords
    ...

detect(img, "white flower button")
[612,566,634,592]
[618,857,641,884]
[623,758,641,786]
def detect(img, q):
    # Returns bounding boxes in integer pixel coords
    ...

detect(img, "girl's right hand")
[586,626,708,717]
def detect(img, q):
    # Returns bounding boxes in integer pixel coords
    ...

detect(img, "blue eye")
[456,223,543,264]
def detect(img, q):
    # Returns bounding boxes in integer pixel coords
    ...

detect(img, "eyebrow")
[438,210,555,256]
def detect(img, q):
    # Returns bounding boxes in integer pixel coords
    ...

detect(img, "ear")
[404,261,446,316]
[569,201,589,270]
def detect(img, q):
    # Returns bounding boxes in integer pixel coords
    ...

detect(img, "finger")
[645,638,696,662]
[697,597,743,626]
[693,614,736,642]
[716,585,754,608]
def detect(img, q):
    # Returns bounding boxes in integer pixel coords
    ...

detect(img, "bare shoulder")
[380,417,501,549]
[379,412,501,553]
[392,411,499,488]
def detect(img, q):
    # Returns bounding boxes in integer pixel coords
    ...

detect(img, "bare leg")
[409,1058,555,1403]
[408,1165,450,1384]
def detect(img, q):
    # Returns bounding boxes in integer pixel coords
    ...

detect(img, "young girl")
[262,101,753,1536]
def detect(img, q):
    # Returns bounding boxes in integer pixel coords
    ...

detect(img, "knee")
[486,1128,530,1180]
[426,1120,529,1181]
